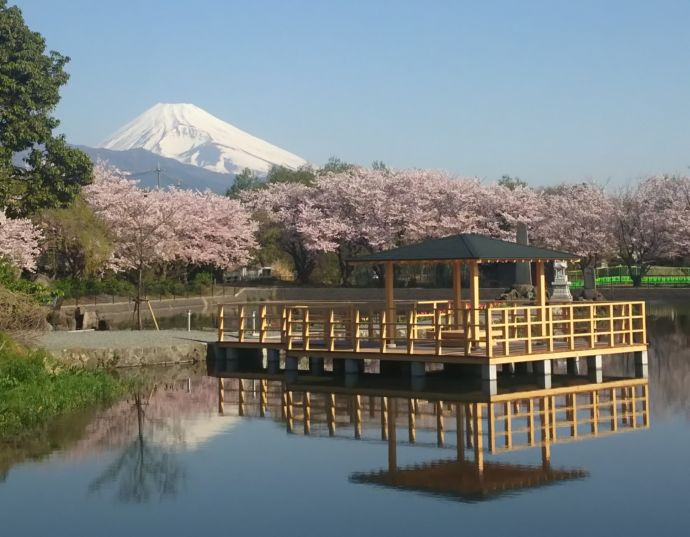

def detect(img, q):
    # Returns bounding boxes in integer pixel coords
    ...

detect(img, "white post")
[187,309,192,331]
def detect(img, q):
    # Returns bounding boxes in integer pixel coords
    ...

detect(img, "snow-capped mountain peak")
[100,103,306,175]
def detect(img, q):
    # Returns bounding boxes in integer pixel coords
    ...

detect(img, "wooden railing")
[217,300,646,358]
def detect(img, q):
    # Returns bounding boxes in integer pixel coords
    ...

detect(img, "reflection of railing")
[487,381,649,453]
[216,377,649,456]
[217,300,646,358]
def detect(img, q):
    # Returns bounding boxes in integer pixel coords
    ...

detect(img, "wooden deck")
[217,299,647,365]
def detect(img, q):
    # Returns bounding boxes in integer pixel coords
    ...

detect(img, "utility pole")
[156,161,161,189]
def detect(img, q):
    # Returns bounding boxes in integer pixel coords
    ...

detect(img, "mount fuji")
[82,103,308,191]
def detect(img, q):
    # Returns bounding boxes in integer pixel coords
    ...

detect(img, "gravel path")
[37,329,217,350]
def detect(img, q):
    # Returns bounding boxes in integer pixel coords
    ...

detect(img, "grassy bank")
[0,333,125,442]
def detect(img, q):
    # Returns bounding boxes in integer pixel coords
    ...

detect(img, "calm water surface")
[2,301,690,537]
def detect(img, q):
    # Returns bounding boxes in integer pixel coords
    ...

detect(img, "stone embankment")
[36,330,218,368]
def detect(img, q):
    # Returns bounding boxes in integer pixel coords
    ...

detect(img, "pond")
[1,301,689,537]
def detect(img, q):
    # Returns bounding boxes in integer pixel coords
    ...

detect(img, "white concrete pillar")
[534,360,552,389]
[481,363,497,396]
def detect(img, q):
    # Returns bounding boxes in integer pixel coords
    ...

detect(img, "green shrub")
[0,334,124,442]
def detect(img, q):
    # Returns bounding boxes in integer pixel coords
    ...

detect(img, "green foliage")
[192,271,213,288]
[0,333,124,441]
[53,275,134,299]
[0,1,93,217]
[267,164,316,186]
[372,160,388,171]
[226,167,264,198]
[39,196,113,278]
[320,156,353,174]
[0,260,56,303]
[498,174,528,190]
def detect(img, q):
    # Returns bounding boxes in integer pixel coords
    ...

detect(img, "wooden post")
[452,260,462,328]
[259,304,267,343]
[146,299,160,331]
[473,403,484,475]
[469,261,480,348]
[387,398,397,472]
[303,392,311,435]
[535,260,546,340]
[436,401,445,447]
[385,261,395,346]
[238,305,246,343]
[217,378,225,414]
[354,395,362,439]
[327,393,336,436]
[456,404,465,461]
[408,399,416,443]
[260,379,267,417]
[381,396,388,440]
[238,379,245,417]
[217,304,224,341]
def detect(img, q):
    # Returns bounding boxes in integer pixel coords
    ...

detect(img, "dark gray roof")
[349,234,578,263]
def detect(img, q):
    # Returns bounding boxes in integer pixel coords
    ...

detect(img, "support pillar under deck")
[309,357,325,376]
[267,349,280,374]
[634,350,648,379]
[566,357,581,376]
[587,355,603,383]
[481,364,497,396]
[534,359,552,389]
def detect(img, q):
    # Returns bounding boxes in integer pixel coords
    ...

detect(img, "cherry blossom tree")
[536,182,616,277]
[484,183,547,240]
[85,165,256,327]
[300,167,534,284]
[613,176,680,286]
[168,188,256,270]
[241,182,320,283]
[0,209,42,271]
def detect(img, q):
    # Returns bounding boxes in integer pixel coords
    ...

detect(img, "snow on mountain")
[100,103,307,175]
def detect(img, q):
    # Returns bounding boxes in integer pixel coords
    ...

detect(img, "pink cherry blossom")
[0,210,42,271]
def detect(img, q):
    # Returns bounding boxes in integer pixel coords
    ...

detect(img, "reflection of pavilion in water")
[211,366,649,501]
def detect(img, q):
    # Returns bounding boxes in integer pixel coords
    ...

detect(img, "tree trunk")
[136,266,143,330]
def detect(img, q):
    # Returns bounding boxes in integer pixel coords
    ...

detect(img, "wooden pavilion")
[216,233,647,372]
[349,233,579,349]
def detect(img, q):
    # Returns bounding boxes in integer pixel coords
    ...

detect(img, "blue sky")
[14,0,690,186]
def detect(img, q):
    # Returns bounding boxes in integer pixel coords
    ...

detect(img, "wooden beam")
[387,398,397,472]
[535,260,546,307]
[535,260,547,340]
[452,260,462,328]
[385,261,395,345]
[470,261,480,346]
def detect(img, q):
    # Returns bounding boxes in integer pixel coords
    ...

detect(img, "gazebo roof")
[350,460,587,502]
[349,233,578,264]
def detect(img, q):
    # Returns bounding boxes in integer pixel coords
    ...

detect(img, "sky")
[13,0,690,186]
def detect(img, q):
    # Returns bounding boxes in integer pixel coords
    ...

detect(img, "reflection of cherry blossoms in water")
[69,375,226,503]
[88,393,185,503]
